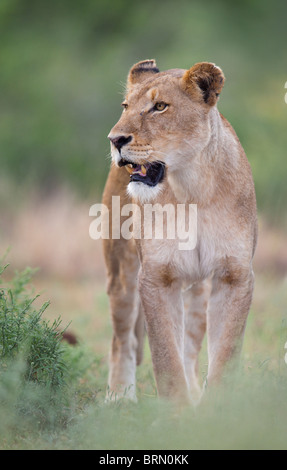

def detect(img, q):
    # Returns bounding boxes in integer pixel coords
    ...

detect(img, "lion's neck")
[167,108,238,207]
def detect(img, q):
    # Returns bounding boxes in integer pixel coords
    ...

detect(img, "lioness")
[102,60,257,403]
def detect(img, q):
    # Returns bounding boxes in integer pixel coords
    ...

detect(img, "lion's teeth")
[125,163,147,176]
[125,165,134,175]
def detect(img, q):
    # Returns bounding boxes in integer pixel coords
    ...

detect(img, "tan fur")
[103,59,257,403]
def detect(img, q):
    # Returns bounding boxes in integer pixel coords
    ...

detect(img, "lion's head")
[108,59,225,202]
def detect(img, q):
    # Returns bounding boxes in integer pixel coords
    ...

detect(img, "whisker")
[105,152,112,160]
[150,150,170,160]
[118,80,127,97]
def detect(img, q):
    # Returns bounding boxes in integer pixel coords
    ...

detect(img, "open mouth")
[118,159,165,187]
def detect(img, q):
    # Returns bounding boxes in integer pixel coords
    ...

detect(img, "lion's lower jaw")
[127,181,163,204]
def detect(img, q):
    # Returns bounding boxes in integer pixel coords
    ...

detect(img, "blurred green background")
[1,0,287,450]
[1,0,286,224]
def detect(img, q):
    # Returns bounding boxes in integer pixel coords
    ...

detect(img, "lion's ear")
[181,62,225,106]
[127,59,159,88]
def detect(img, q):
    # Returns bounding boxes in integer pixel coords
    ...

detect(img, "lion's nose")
[109,135,132,152]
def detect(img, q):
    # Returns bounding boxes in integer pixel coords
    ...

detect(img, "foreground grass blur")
[1,258,287,450]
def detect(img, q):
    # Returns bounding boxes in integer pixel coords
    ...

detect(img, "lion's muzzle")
[119,159,165,187]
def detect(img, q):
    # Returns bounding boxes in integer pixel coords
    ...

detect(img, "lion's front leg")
[104,237,142,402]
[206,258,254,385]
[138,265,190,403]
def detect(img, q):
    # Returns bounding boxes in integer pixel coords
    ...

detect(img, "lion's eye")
[154,102,168,112]
[121,103,128,110]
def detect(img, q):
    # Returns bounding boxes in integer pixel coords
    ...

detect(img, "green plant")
[0,264,68,388]
[0,259,76,438]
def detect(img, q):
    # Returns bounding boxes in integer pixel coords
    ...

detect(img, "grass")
[1,194,287,450]
[1,258,287,450]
